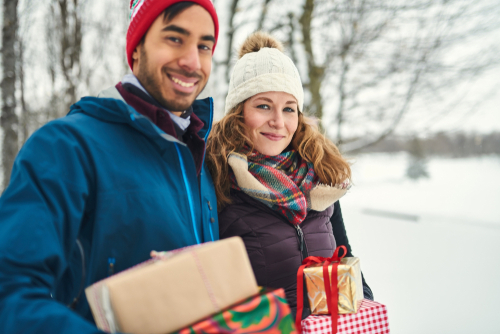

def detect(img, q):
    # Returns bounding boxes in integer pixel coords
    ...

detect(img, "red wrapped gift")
[175,288,297,334]
[301,299,390,334]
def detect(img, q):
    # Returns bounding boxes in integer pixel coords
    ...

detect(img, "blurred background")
[1,0,499,332]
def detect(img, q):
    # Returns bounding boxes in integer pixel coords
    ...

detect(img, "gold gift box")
[304,257,364,314]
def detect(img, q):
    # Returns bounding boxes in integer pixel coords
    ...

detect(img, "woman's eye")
[256,104,270,110]
[284,107,295,113]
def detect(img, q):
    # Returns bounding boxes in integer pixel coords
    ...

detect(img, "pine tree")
[406,137,429,180]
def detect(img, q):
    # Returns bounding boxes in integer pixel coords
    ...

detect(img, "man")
[0,1,219,333]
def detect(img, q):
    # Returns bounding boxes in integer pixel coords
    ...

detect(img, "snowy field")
[340,153,500,334]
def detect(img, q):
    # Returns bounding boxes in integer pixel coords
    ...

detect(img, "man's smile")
[169,74,197,88]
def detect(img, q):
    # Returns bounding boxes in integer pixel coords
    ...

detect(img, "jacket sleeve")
[0,121,105,334]
[331,201,374,301]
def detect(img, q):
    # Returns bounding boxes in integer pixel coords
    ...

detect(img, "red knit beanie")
[126,0,219,70]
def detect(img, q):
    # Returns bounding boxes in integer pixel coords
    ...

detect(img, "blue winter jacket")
[0,87,219,333]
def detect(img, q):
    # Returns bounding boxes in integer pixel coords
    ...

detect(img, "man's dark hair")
[139,1,196,45]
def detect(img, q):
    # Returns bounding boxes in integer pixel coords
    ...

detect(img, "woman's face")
[243,91,299,156]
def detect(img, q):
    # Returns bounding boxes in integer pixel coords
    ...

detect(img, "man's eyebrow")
[201,35,216,44]
[161,24,215,44]
[161,25,189,35]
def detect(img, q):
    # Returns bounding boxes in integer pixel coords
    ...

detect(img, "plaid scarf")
[229,148,319,226]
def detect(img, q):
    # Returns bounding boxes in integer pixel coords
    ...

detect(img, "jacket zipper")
[203,98,215,242]
[175,143,201,244]
[294,224,309,260]
[108,257,115,276]
[295,224,312,314]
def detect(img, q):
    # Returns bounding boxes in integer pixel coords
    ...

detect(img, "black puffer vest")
[218,190,337,316]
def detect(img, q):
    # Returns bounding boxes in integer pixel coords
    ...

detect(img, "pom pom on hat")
[225,32,304,115]
[126,0,219,70]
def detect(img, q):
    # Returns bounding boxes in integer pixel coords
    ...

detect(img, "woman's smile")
[260,132,285,141]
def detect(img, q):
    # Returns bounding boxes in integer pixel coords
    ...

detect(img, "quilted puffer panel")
[218,191,336,310]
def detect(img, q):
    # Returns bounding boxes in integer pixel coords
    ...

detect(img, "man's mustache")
[162,67,202,80]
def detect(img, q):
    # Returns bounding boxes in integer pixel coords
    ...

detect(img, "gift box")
[304,256,363,314]
[175,288,297,334]
[85,237,259,334]
[301,299,390,334]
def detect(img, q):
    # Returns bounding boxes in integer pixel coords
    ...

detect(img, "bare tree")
[1,0,19,190]
[299,0,325,120]
[54,0,83,115]
[224,0,241,83]
[18,39,29,145]
[313,0,499,151]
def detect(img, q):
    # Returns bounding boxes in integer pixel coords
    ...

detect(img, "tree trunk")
[336,56,348,144]
[61,0,82,113]
[299,0,324,121]
[257,0,272,31]
[224,0,240,84]
[19,39,29,146]
[1,0,19,190]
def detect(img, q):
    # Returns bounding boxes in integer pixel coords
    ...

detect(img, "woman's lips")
[261,133,285,141]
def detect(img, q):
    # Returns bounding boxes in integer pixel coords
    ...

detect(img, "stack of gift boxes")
[85,238,389,334]
[298,247,390,334]
[85,237,296,334]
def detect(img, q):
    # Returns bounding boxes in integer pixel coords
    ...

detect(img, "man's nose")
[178,44,201,73]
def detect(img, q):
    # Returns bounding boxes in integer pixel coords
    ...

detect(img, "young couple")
[0,1,371,333]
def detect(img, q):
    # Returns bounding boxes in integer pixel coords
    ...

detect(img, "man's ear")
[132,46,140,73]
[132,46,140,61]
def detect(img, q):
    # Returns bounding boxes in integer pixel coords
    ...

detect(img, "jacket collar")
[69,86,214,142]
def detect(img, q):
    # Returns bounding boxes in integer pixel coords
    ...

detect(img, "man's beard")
[136,47,206,111]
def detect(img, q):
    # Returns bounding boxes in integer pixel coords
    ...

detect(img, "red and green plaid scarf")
[229,148,319,226]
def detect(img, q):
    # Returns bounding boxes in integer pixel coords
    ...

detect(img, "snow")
[340,153,500,333]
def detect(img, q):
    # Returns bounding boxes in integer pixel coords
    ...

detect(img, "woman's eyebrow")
[253,97,273,103]
[252,97,297,104]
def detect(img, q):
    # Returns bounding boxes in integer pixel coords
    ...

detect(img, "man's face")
[132,5,215,112]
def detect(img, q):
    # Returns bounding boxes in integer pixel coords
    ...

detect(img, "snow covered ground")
[340,153,500,334]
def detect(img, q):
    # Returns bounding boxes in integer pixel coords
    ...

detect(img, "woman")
[206,32,372,318]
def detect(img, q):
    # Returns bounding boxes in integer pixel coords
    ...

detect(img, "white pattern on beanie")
[129,0,146,19]
[225,46,304,115]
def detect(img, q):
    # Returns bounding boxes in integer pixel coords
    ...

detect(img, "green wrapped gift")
[175,288,296,334]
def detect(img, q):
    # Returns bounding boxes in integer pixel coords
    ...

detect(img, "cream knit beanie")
[225,32,304,115]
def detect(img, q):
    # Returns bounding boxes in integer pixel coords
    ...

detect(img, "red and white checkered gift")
[301,299,390,334]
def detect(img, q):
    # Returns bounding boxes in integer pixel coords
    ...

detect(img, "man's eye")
[168,37,181,43]
[257,104,270,110]
[199,44,212,51]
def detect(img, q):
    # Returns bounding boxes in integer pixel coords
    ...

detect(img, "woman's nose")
[269,111,285,128]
